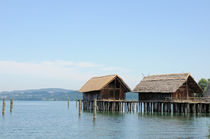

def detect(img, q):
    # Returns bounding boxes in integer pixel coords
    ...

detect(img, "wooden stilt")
[193,104,196,113]
[171,103,173,115]
[132,103,135,113]
[187,103,190,113]
[10,98,13,112]
[140,102,142,113]
[93,99,96,120]
[164,103,167,113]
[204,104,207,113]
[2,99,5,116]
[208,104,210,113]
[67,97,70,109]
[79,100,82,116]
[136,103,138,112]
[10,98,13,113]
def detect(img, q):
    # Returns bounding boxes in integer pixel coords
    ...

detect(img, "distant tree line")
[198,78,210,94]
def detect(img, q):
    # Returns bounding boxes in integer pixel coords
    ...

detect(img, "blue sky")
[0,0,209,91]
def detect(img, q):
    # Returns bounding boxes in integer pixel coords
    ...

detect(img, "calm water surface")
[0,101,210,139]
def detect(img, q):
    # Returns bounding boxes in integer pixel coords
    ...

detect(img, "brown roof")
[79,74,131,93]
[133,73,202,93]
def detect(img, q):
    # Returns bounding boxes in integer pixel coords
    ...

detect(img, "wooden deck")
[81,99,210,114]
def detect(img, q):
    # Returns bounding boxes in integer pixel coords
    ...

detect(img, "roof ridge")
[92,74,117,79]
[144,73,189,78]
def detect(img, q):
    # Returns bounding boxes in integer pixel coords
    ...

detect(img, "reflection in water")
[0,101,209,139]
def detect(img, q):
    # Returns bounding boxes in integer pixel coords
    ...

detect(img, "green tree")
[207,79,210,92]
[198,78,208,93]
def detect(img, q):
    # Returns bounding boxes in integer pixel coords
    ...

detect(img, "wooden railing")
[165,97,210,103]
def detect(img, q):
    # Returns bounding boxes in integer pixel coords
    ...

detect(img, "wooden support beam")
[93,99,97,120]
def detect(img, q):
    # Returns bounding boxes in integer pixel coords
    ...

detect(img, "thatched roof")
[204,84,210,97]
[79,74,131,93]
[133,73,202,93]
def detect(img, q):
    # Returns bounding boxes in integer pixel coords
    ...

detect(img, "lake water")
[0,101,210,139]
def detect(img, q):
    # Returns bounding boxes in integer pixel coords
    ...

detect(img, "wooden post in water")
[103,102,105,112]
[79,100,82,116]
[153,103,156,112]
[128,103,130,112]
[164,103,167,113]
[204,104,207,113]
[187,103,190,113]
[148,103,150,113]
[132,103,135,113]
[143,102,145,113]
[193,104,196,113]
[161,103,164,114]
[208,104,210,113]
[175,103,177,114]
[10,98,13,113]
[124,103,126,112]
[168,103,171,113]
[180,103,183,113]
[93,99,96,120]
[139,102,142,113]
[171,103,173,115]
[67,97,70,109]
[2,99,5,116]
[120,102,123,112]
[136,103,138,113]
[199,103,202,113]
[157,102,160,113]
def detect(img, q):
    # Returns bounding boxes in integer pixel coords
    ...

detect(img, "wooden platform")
[81,100,210,114]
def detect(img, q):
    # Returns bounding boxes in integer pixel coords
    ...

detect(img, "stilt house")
[133,73,203,101]
[79,74,131,101]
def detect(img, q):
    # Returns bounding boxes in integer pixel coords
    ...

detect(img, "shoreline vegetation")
[0,88,138,101]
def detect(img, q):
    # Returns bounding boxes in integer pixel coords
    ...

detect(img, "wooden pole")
[10,98,13,113]
[132,103,135,113]
[164,103,167,113]
[2,99,5,116]
[161,103,164,114]
[93,99,96,120]
[79,100,82,116]
[171,103,173,115]
[187,103,190,113]
[199,103,202,113]
[121,102,122,112]
[193,104,196,113]
[181,103,184,113]
[157,103,160,112]
[208,104,210,113]
[67,97,70,109]
[136,103,138,113]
